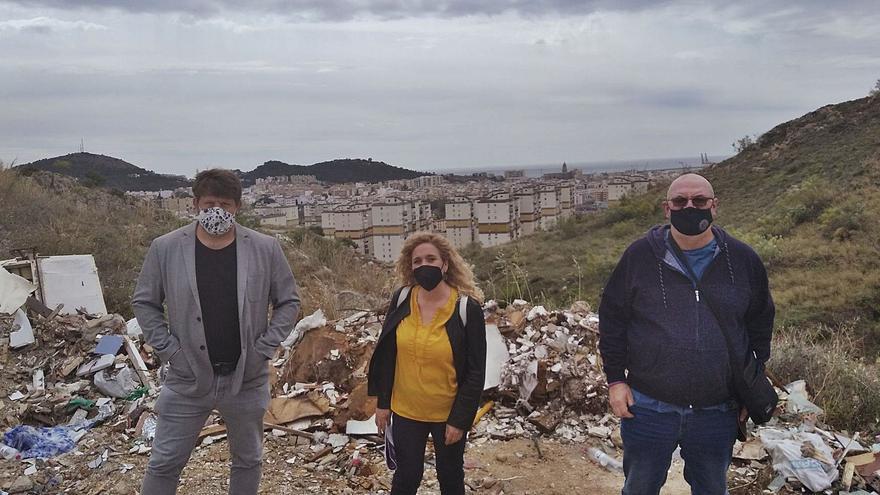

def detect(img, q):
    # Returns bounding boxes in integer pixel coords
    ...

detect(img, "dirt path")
[162,437,692,494]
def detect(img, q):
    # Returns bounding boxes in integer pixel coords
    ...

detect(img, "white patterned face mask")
[197,207,235,236]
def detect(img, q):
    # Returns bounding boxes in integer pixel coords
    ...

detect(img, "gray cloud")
[3,0,669,20]
[1,0,878,174]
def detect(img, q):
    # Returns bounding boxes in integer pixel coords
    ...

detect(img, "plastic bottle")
[0,443,21,460]
[586,447,623,473]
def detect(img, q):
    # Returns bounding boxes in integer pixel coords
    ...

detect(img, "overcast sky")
[1,1,878,176]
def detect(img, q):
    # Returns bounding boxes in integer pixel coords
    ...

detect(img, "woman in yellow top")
[368,232,487,495]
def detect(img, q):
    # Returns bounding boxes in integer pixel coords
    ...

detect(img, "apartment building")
[476,191,519,247]
[409,175,444,189]
[608,180,633,202]
[539,185,560,230]
[371,197,411,262]
[558,184,573,219]
[322,205,372,256]
[445,198,475,249]
[514,188,541,235]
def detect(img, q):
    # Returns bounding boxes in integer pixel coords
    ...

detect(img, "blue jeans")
[621,389,738,495]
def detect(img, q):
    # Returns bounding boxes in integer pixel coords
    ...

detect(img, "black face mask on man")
[413,265,444,291]
[670,207,713,236]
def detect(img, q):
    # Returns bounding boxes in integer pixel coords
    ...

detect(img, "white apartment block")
[323,206,372,256]
[259,214,288,228]
[409,175,443,189]
[608,180,633,202]
[539,186,560,230]
[371,198,411,262]
[514,189,541,236]
[476,192,519,247]
[558,185,573,219]
[445,198,475,249]
[320,198,434,262]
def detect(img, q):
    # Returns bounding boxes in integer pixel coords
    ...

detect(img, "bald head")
[667,174,714,200]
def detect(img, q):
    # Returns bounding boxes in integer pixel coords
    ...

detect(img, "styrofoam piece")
[126,318,143,337]
[0,268,36,314]
[38,255,107,315]
[346,415,378,435]
[10,308,35,348]
[483,323,510,390]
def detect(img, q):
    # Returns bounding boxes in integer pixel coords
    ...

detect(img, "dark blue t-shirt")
[682,238,717,280]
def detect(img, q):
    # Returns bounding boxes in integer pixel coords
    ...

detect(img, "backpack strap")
[396,286,412,309]
[458,295,469,327]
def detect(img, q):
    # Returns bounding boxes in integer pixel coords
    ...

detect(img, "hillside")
[0,168,391,318]
[465,94,880,344]
[15,152,190,191]
[240,158,428,185]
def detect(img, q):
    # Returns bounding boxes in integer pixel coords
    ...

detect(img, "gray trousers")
[140,373,268,495]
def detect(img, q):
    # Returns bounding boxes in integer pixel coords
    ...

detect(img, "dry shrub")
[276,229,392,319]
[0,169,183,316]
[769,321,880,431]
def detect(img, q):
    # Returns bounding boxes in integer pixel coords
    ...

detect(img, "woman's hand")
[444,424,464,445]
[375,408,391,435]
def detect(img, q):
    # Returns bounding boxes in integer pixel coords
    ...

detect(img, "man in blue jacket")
[598,173,774,495]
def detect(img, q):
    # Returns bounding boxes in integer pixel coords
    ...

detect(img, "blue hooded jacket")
[598,225,775,408]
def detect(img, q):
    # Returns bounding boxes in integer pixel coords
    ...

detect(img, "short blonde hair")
[395,232,484,303]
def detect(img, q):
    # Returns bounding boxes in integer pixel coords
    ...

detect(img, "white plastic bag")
[759,428,838,492]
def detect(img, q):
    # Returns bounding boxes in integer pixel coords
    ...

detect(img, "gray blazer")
[132,222,300,398]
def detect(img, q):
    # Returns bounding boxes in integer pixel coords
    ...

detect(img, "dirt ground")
[0,433,694,494]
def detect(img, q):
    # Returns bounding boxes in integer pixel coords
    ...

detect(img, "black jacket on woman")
[367,286,487,431]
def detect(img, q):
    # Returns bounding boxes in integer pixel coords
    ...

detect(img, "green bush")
[818,198,865,240]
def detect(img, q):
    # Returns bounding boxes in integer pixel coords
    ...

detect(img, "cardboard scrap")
[263,394,331,425]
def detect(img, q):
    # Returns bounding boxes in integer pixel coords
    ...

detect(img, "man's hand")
[445,424,464,445]
[739,406,748,422]
[375,408,391,435]
[609,383,635,418]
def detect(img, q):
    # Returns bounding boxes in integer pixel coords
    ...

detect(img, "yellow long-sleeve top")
[391,286,459,422]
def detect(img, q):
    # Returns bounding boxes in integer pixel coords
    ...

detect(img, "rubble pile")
[477,299,610,442]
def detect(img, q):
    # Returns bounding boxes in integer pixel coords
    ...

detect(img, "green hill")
[240,158,428,185]
[15,152,190,191]
[466,94,880,345]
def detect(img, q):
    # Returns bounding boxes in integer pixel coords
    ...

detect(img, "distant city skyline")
[1,0,878,176]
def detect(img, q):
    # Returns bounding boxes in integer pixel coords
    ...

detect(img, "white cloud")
[0,16,107,32]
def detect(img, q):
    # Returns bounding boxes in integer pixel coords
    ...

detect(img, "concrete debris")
[76,353,116,377]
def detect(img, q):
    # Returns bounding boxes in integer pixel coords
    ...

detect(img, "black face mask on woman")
[413,265,444,291]
[670,207,713,236]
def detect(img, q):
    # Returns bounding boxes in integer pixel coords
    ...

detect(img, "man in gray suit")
[133,169,301,494]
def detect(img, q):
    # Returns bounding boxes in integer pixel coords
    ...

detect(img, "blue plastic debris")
[2,425,77,459]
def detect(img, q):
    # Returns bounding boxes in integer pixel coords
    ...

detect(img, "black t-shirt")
[195,237,241,365]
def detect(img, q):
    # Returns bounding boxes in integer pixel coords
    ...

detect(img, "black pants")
[391,413,467,495]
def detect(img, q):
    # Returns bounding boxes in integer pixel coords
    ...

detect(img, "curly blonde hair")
[395,232,484,302]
